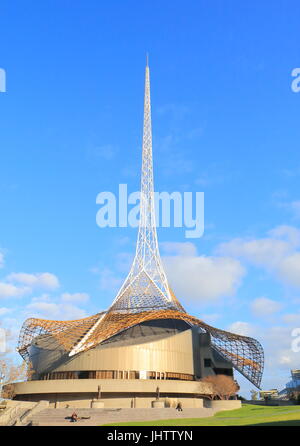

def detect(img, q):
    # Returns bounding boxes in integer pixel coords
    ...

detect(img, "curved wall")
[54,327,194,375]
[28,319,233,382]
[11,378,213,408]
[30,319,196,377]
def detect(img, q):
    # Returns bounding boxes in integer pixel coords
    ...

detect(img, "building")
[8,61,264,409]
[269,370,300,400]
[259,389,279,400]
[285,369,300,393]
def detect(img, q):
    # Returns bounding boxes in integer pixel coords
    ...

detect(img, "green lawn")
[104,404,300,426]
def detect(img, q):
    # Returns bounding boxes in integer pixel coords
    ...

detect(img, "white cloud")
[115,252,134,274]
[0,282,30,299]
[282,313,300,325]
[217,225,300,289]
[200,313,220,325]
[115,236,130,246]
[0,307,11,316]
[277,253,300,287]
[278,355,293,365]
[97,268,122,291]
[251,297,282,317]
[161,241,197,257]
[0,252,4,268]
[268,225,300,246]
[290,201,300,219]
[30,293,51,303]
[227,321,255,337]
[28,301,58,313]
[61,292,90,303]
[27,300,87,321]
[282,200,300,220]
[0,317,20,351]
[217,237,291,269]
[162,242,245,303]
[262,325,300,371]
[7,272,60,290]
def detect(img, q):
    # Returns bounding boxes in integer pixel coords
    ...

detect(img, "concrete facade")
[209,400,241,410]
[13,378,212,408]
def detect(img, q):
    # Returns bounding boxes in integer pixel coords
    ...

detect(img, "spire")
[108,61,185,313]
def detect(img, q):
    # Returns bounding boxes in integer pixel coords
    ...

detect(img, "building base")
[10,378,211,409]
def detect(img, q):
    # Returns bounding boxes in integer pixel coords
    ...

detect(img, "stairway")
[27,407,216,426]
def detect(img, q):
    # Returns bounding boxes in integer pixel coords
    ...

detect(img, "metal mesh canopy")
[17,60,264,389]
[17,309,264,388]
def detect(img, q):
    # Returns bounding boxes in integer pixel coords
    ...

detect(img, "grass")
[104,404,300,426]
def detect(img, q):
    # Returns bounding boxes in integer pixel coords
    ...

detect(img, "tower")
[109,59,184,314]
[16,60,264,407]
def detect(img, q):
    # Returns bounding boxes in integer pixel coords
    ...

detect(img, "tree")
[250,389,258,400]
[0,358,33,399]
[201,375,239,400]
[0,322,35,399]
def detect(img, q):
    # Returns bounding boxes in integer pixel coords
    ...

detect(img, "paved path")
[28,407,216,426]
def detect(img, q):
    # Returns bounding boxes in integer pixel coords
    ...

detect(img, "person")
[176,402,183,412]
[70,411,78,422]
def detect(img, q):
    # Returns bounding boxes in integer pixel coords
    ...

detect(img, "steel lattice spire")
[108,59,185,313]
[67,59,185,357]
[17,61,264,389]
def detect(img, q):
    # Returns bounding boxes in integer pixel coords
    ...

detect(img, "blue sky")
[0,0,300,397]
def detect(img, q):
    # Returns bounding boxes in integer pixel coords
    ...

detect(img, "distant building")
[286,369,300,392]
[259,389,278,400]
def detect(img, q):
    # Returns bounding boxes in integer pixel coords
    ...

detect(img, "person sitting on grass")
[70,411,78,422]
